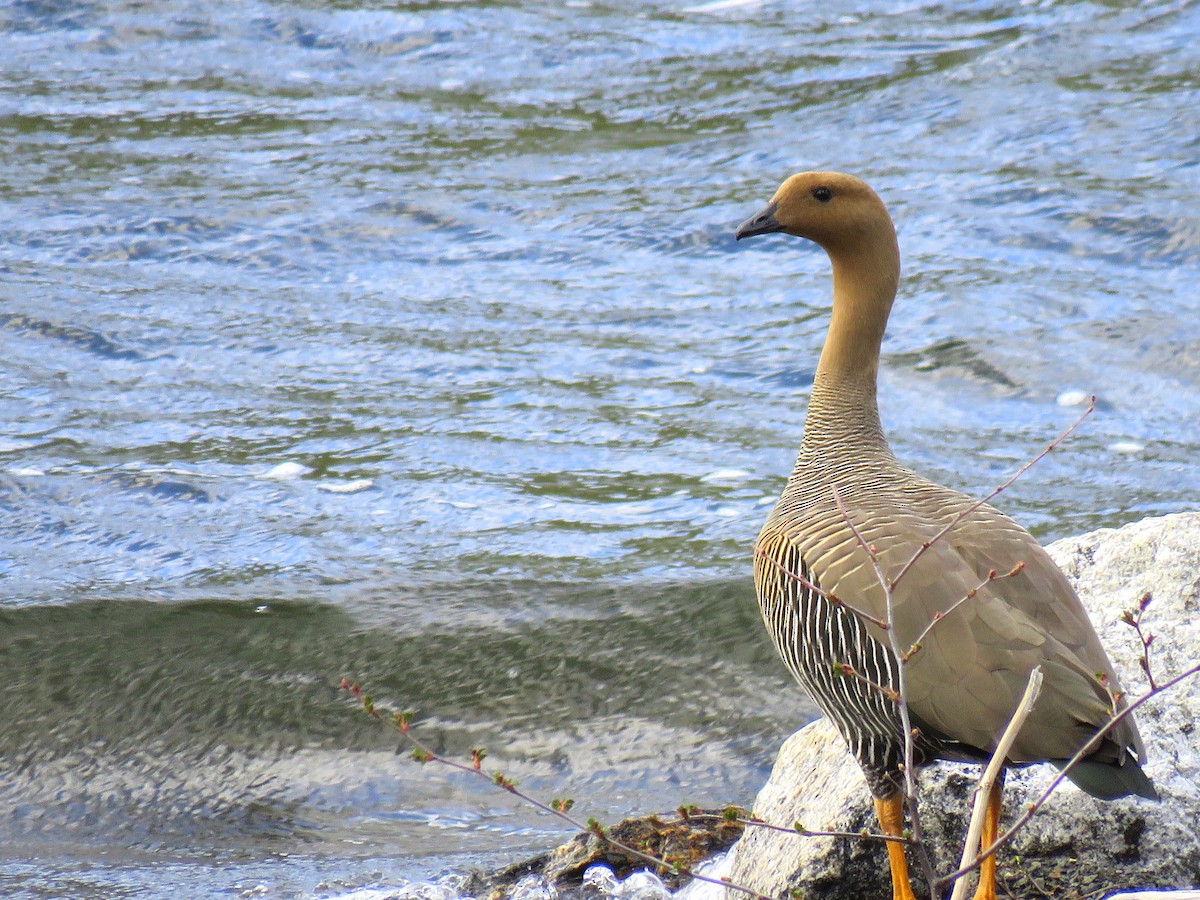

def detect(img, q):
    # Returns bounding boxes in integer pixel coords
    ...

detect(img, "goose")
[735,172,1155,900]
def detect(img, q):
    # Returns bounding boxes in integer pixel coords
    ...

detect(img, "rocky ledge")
[726,512,1200,899]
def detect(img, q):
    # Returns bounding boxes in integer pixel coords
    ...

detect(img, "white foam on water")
[261,461,312,480]
[1056,389,1091,407]
[700,469,749,483]
[317,478,375,494]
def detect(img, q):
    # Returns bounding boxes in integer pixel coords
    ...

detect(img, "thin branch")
[835,661,901,704]
[1121,592,1158,691]
[831,485,940,899]
[935,659,1200,889]
[340,681,778,900]
[715,813,910,845]
[902,563,1025,663]
[829,484,893,613]
[793,823,908,845]
[948,666,1043,900]
[888,397,1096,595]
[753,544,889,630]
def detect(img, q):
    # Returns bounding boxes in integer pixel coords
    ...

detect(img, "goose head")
[735,171,895,257]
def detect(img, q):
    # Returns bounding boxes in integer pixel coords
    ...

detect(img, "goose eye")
[812,186,832,203]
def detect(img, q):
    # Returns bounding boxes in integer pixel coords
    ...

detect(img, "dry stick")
[831,485,940,900]
[836,661,900,703]
[947,666,1043,900]
[685,813,910,846]
[888,396,1096,595]
[1122,592,1158,691]
[339,681,781,900]
[902,564,1024,662]
[934,659,1200,891]
[753,545,889,630]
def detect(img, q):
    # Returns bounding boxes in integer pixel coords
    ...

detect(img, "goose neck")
[803,241,899,455]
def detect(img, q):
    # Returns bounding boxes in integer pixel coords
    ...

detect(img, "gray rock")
[726,512,1200,900]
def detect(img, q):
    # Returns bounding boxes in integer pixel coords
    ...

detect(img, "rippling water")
[2,0,1198,896]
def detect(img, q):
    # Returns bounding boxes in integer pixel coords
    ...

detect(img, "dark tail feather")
[1054,756,1159,801]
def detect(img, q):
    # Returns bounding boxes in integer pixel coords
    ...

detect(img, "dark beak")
[735,201,783,240]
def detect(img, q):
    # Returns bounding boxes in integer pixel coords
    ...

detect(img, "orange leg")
[874,794,919,900]
[970,780,1003,900]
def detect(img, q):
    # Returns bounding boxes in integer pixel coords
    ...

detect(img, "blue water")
[2,0,1198,896]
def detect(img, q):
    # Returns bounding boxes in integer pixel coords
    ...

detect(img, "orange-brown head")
[735,171,896,257]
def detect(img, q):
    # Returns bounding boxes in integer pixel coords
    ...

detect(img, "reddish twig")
[1121,591,1158,691]
[834,661,901,704]
[340,680,777,900]
[888,397,1096,595]
[673,809,911,846]
[831,484,940,899]
[934,658,1200,890]
[740,816,911,845]
[753,544,889,630]
[902,563,1025,663]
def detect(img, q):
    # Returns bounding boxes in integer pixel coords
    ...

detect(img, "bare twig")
[902,563,1025,662]
[831,484,940,899]
[792,823,908,845]
[829,484,893,615]
[948,666,1043,900]
[835,661,901,704]
[1121,591,1158,691]
[753,545,889,630]
[888,397,1096,595]
[752,544,829,600]
[935,659,1200,890]
[340,680,777,900]
[713,813,910,845]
